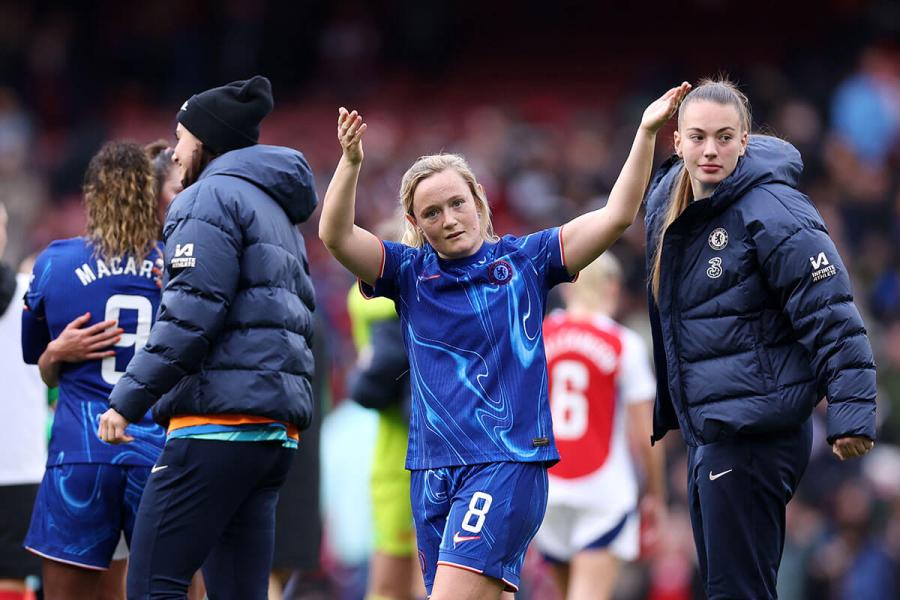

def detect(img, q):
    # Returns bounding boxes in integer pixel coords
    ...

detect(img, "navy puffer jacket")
[645,136,876,447]
[109,144,317,429]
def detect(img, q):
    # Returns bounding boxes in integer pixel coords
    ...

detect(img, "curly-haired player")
[21,141,166,600]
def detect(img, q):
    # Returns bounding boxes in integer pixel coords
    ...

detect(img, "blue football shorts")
[410,461,548,594]
[24,463,150,569]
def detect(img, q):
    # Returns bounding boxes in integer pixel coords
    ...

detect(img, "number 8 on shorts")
[461,492,493,534]
[410,462,549,594]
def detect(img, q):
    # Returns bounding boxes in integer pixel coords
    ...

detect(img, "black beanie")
[176,76,274,154]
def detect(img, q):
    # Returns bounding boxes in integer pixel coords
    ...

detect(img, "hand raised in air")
[337,107,367,165]
[640,82,692,134]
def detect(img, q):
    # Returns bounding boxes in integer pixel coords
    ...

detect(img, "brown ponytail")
[650,167,693,299]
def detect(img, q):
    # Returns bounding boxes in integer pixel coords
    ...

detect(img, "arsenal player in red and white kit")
[535,252,667,600]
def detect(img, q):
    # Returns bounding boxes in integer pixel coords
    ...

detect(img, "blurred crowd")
[0,1,898,599]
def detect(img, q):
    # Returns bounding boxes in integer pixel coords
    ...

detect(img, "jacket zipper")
[662,224,702,445]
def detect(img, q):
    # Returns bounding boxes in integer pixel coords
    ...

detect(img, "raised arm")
[562,83,691,274]
[318,108,384,285]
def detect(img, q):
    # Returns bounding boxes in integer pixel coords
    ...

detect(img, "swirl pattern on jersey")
[25,238,166,467]
[366,228,573,470]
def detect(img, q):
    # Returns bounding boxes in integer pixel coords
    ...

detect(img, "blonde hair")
[567,251,622,310]
[84,141,159,261]
[398,153,498,247]
[650,78,752,300]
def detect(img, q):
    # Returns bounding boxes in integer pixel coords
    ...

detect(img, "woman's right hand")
[49,312,122,362]
[832,435,875,461]
[338,107,367,165]
[640,82,691,135]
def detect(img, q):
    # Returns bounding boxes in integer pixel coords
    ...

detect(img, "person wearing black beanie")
[99,76,319,600]
[178,76,273,154]
[171,75,274,188]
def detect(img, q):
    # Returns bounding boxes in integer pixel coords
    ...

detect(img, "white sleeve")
[618,327,656,405]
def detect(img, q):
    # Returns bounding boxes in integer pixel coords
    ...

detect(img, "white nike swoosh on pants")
[709,469,733,481]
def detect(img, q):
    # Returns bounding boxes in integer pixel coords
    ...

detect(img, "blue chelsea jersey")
[22,238,166,467]
[361,227,575,470]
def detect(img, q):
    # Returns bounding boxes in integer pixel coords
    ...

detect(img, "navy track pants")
[687,418,813,599]
[126,438,294,600]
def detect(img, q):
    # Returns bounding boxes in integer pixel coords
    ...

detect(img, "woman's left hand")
[98,408,134,444]
[831,435,874,460]
[640,82,692,134]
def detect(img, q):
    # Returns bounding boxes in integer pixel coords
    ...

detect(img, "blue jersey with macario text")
[361,227,575,470]
[22,237,166,467]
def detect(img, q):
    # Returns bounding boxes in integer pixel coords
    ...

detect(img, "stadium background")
[0,1,897,598]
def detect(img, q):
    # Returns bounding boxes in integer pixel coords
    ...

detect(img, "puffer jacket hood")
[645,135,876,447]
[201,145,317,224]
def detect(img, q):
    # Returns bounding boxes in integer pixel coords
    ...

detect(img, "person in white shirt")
[0,245,47,599]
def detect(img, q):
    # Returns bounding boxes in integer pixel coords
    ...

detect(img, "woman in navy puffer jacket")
[645,79,876,600]
[99,76,318,599]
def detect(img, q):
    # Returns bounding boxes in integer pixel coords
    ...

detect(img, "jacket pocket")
[750,315,777,395]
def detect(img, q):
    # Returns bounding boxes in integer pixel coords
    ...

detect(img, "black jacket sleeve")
[0,262,16,318]
[349,319,409,412]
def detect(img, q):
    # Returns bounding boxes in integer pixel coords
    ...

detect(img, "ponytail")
[650,167,693,300]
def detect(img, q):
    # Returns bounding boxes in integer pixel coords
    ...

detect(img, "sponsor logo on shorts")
[151,465,168,474]
[453,531,481,545]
